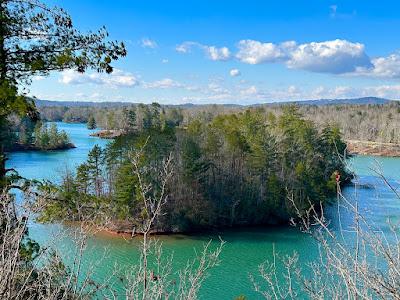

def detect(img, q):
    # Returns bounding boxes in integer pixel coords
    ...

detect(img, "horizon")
[35,96,397,106]
[29,0,400,105]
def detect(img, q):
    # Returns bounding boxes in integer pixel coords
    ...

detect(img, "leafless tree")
[252,163,400,299]
[124,140,225,300]
[0,187,119,299]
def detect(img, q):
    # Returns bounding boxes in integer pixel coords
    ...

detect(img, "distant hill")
[269,97,393,106]
[35,97,395,108]
[35,99,135,108]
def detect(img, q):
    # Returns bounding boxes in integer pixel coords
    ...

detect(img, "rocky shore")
[89,129,124,139]
[346,140,400,157]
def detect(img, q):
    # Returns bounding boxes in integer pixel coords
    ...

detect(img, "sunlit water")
[6,122,400,299]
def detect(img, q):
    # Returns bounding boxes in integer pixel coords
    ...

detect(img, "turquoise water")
[7,122,109,181]
[6,123,400,299]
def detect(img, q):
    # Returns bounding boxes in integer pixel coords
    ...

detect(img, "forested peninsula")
[38,104,351,233]
[5,118,74,152]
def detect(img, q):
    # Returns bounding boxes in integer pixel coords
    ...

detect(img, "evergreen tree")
[127,108,137,129]
[18,117,35,145]
[0,0,126,188]
[87,145,104,197]
[76,163,91,194]
[87,115,97,130]
[33,123,70,150]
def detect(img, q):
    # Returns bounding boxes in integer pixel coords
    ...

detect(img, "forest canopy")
[38,105,351,232]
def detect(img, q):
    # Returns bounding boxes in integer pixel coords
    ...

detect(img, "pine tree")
[127,108,137,129]
[0,0,126,188]
[87,145,104,197]
[87,116,97,130]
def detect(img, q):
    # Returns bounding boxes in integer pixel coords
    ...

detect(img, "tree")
[33,122,70,150]
[0,0,126,84]
[87,115,97,130]
[126,107,137,130]
[0,0,126,188]
[0,83,38,187]
[17,116,35,145]
[86,145,104,197]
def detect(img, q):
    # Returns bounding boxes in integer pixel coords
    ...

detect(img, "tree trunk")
[0,2,8,81]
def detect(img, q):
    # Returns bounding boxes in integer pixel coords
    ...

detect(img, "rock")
[89,129,124,139]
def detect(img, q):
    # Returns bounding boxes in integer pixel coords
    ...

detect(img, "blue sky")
[30,0,400,104]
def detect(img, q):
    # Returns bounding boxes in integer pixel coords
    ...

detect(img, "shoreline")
[63,215,298,239]
[79,221,295,240]
[346,140,400,157]
[9,142,76,152]
[89,129,124,139]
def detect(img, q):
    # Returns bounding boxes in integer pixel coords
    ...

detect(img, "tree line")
[38,101,400,144]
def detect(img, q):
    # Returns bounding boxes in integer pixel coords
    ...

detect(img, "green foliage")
[86,145,105,197]
[33,122,70,150]
[0,81,39,187]
[1,0,126,188]
[19,238,40,262]
[123,107,137,130]
[39,106,351,232]
[0,0,126,84]
[87,115,97,129]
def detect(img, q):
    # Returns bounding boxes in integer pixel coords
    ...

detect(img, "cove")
[6,122,400,299]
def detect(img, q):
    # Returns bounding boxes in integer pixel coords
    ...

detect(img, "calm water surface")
[6,122,400,299]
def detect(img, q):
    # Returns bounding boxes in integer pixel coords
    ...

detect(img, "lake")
[6,122,400,299]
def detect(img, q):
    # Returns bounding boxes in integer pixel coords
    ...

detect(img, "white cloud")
[287,39,371,74]
[354,53,400,78]
[175,41,198,53]
[187,80,400,104]
[127,77,201,91]
[59,69,139,88]
[176,41,231,61]
[287,85,301,95]
[205,46,231,61]
[306,85,400,100]
[207,82,229,94]
[75,92,102,100]
[230,68,241,77]
[176,39,400,78]
[162,59,169,64]
[143,78,183,89]
[236,39,290,64]
[236,39,373,74]
[240,85,258,96]
[141,38,158,49]
[142,78,198,90]
[361,85,400,99]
